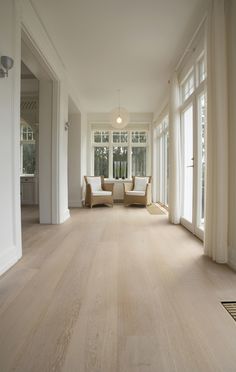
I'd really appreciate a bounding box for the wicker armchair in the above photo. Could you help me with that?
[84,176,114,208]
[123,176,152,206]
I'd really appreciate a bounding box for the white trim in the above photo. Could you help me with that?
[12,0,23,265]
[21,17,63,225]
[175,14,207,72]
[0,246,20,276]
[60,208,70,223]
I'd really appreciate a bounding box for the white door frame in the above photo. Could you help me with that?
[21,25,60,224]
[180,88,205,241]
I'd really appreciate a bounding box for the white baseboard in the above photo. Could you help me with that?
[0,245,21,276]
[60,208,70,223]
[68,200,82,208]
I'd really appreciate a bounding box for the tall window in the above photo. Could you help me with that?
[91,129,149,178]
[93,131,109,178]
[112,131,128,178]
[131,131,148,177]
[157,117,169,206]
[20,123,36,175]
[180,52,207,237]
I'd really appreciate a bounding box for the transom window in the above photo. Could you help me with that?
[93,131,109,143]
[181,54,206,104]
[92,129,149,179]
[181,70,194,103]
[132,131,148,143]
[197,56,206,85]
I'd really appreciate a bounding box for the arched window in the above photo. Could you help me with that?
[20,122,36,175]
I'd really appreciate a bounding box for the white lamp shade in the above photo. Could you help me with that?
[110,107,130,129]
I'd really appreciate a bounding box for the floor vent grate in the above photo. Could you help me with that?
[222,302,236,321]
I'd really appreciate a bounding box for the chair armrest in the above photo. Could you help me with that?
[86,183,92,194]
[103,183,114,193]
[85,183,92,206]
[123,182,133,193]
[146,183,152,204]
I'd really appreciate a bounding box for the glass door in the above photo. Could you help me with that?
[181,104,194,231]
[181,94,206,239]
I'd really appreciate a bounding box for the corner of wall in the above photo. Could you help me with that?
[0,246,21,276]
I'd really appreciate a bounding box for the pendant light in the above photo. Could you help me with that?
[111,89,129,129]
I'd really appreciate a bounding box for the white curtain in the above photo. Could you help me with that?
[168,73,181,224]
[204,0,228,263]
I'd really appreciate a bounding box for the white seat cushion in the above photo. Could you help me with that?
[126,190,145,196]
[134,177,149,191]
[87,176,102,192]
[92,191,112,196]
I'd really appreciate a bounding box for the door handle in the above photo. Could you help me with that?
[187,165,194,168]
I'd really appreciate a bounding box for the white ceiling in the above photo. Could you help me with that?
[31,0,207,113]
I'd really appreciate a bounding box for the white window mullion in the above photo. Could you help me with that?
[128,131,132,179]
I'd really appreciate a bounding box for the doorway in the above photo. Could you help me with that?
[21,29,59,226]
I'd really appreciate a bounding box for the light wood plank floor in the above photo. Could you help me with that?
[1,205,236,372]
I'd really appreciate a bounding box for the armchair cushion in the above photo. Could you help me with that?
[92,191,112,196]
[126,190,145,196]
[134,177,149,191]
[86,176,102,192]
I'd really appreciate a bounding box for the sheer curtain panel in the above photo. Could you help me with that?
[204,0,228,263]
[168,73,181,224]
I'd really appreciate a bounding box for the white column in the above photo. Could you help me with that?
[39,80,53,223]
[204,0,228,263]
[0,0,22,274]
[68,113,82,207]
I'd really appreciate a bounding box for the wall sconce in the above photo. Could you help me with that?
[65,121,70,131]
[0,56,14,78]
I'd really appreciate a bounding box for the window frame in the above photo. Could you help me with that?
[179,51,207,239]
[91,129,149,179]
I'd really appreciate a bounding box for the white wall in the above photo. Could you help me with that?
[0,0,86,275]
[0,0,22,274]
[21,78,38,93]
[228,0,236,269]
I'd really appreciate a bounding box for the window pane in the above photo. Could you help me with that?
[94,147,109,178]
[120,131,128,143]
[132,131,147,143]
[101,131,109,143]
[139,132,147,143]
[182,105,193,222]
[113,132,120,143]
[113,146,128,179]
[198,58,206,84]
[22,144,36,175]
[182,72,194,102]
[132,131,139,143]
[132,147,146,176]
[112,131,128,143]
[28,132,33,141]
[94,131,101,143]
